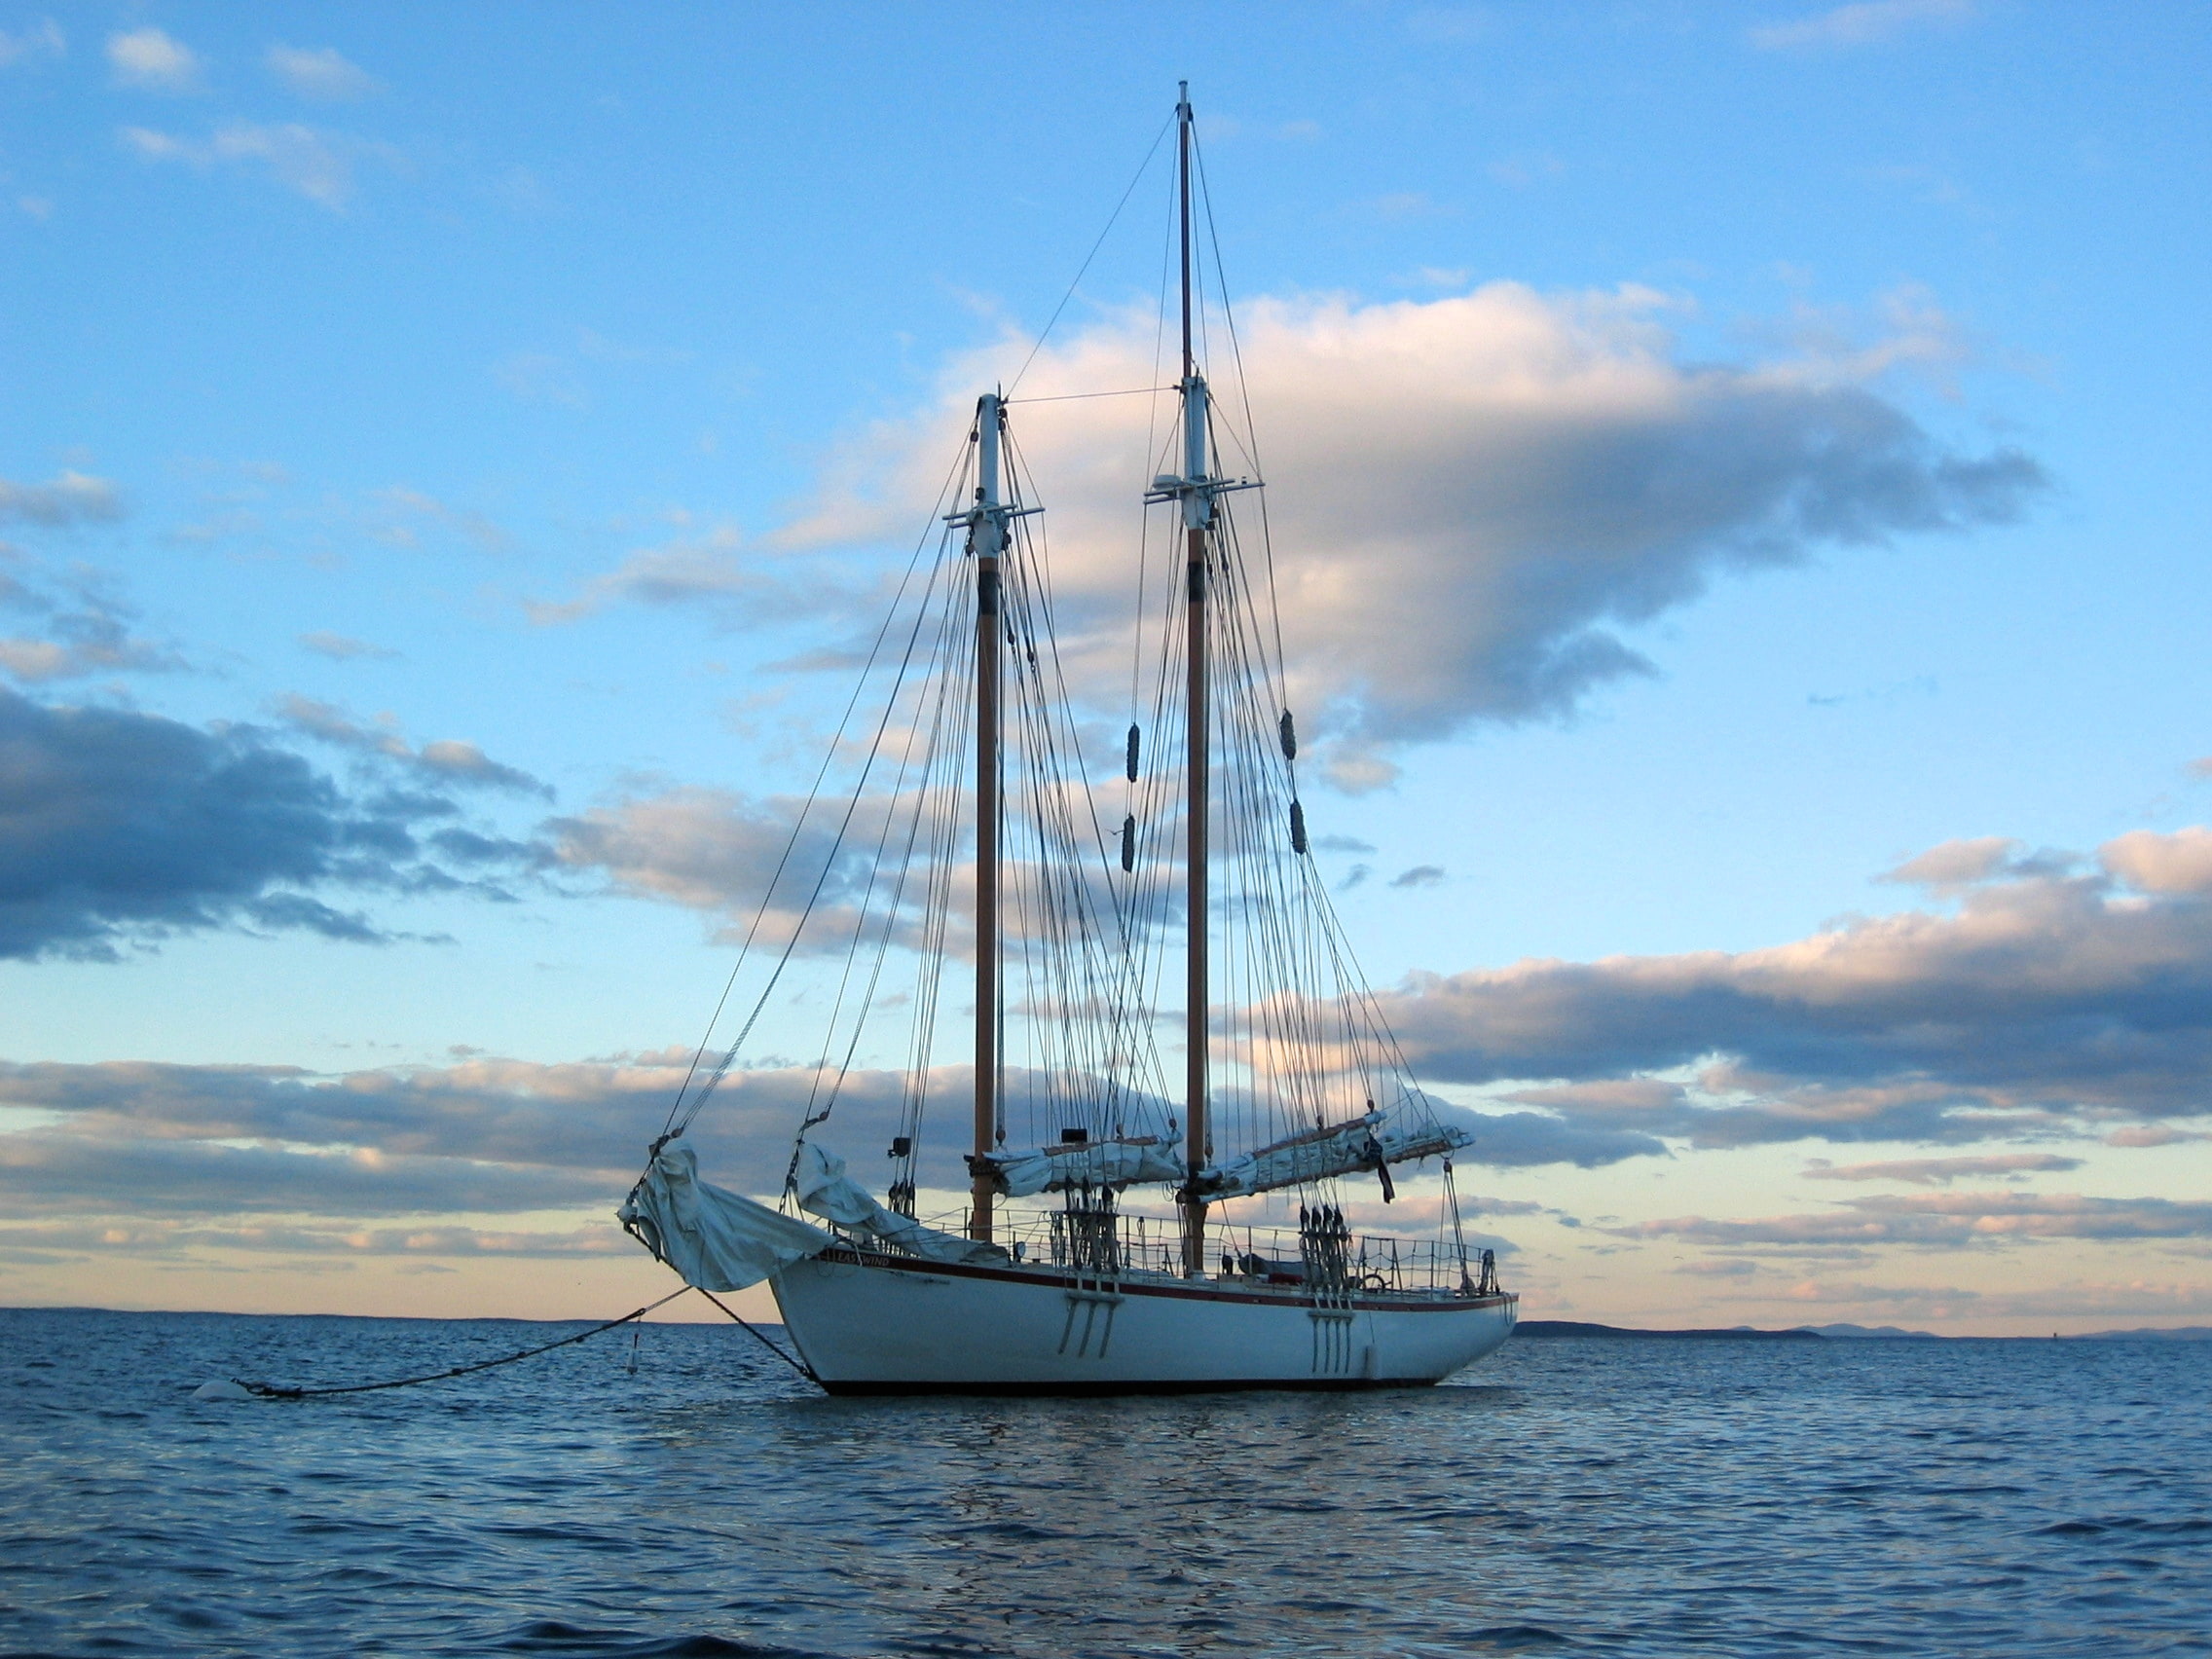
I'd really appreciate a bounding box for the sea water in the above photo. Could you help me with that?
[2,1308,2205,1657]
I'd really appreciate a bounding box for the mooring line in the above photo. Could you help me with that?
[227,1286,697,1399]
[690,1285,820,1383]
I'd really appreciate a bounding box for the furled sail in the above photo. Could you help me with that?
[970,1136,1188,1198]
[793,1143,1009,1265]
[1191,1111,1472,1202]
[619,1143,831,1293]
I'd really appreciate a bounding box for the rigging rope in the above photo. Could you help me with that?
[1006,113,1175,396]
[1006,386,1174,404]
[689,1286,821,1382]
[660,440,973,1148]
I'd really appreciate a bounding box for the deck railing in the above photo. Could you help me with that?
[846,1204,1500,1297]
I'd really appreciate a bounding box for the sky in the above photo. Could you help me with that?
[4,0,2211,1335]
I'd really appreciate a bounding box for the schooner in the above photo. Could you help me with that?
[621,87,1518,1392]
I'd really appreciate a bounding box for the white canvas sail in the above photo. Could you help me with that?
[792,1143,1009,1266]
[1195,1113,1474,1202]
[972,1137,1187,1197]
[618,1143,830,1293]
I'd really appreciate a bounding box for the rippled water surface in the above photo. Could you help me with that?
[3,1308,2208,1657]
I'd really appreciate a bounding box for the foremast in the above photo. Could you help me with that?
[1171,83,1214,1275]
[967,392,1009,1242]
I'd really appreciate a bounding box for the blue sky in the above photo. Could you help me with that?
[4,1,2211,1332]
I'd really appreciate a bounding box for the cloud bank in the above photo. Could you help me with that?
[0,1048,1610,1272]
[0,1051,914,1255]
[0,688,530,960]
[1382,829,2212,1148]
[1619,1190,2212,1249]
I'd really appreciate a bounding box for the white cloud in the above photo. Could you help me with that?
[0,585,176,684]
[276,693,549,795]
[540,785,958,960]
[299,630,398,662]
[491,332,691,410]
[1751,0,1974,52]
[106,26,203,92]
[749,281,2040,790]
[0,19,64,66]
[2105,1125,2208,1150]
[265,43,380,101]
[493,350,588,410]
[1404,6,1491,45]
[1759,283,1980,387]
[0,1217,627,1261]
[0,549,177,684]
[0,1050,923,1211]
[121,121,393,210]
[1365,190,1457,222]
[1389,864,1447,889]
[2101,827,2212,896]
[367,487,510,552]
[1879,834,2019,891]
[0,1132,618,1218]
[1620,1191,2212,1248]
[1802,1153,2083,1184]
[0,471,122,526]
[1488,154,1566,190]
[523,525,828,626]
[1451,1108,1667,1168]
[0,635,163,682]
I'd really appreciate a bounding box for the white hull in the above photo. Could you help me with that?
[770,1247,1518,1394]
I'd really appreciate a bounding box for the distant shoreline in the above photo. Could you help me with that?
[1515,1319,2212,1342]
[5,1307,2207,1340]
[1516,1319,1823,1341]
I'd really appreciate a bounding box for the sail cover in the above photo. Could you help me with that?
[792,1143,1010,1266]
[1194,1112,1472,1201]
[973,1137,1187,1198]
[618,1143,831,1293]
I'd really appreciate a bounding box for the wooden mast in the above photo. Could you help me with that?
[969,392,1005,1243]
[1176,84,1211,1275]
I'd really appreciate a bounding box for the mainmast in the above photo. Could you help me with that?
[968,392,1007,1242]
[1174,83,1212,1274]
